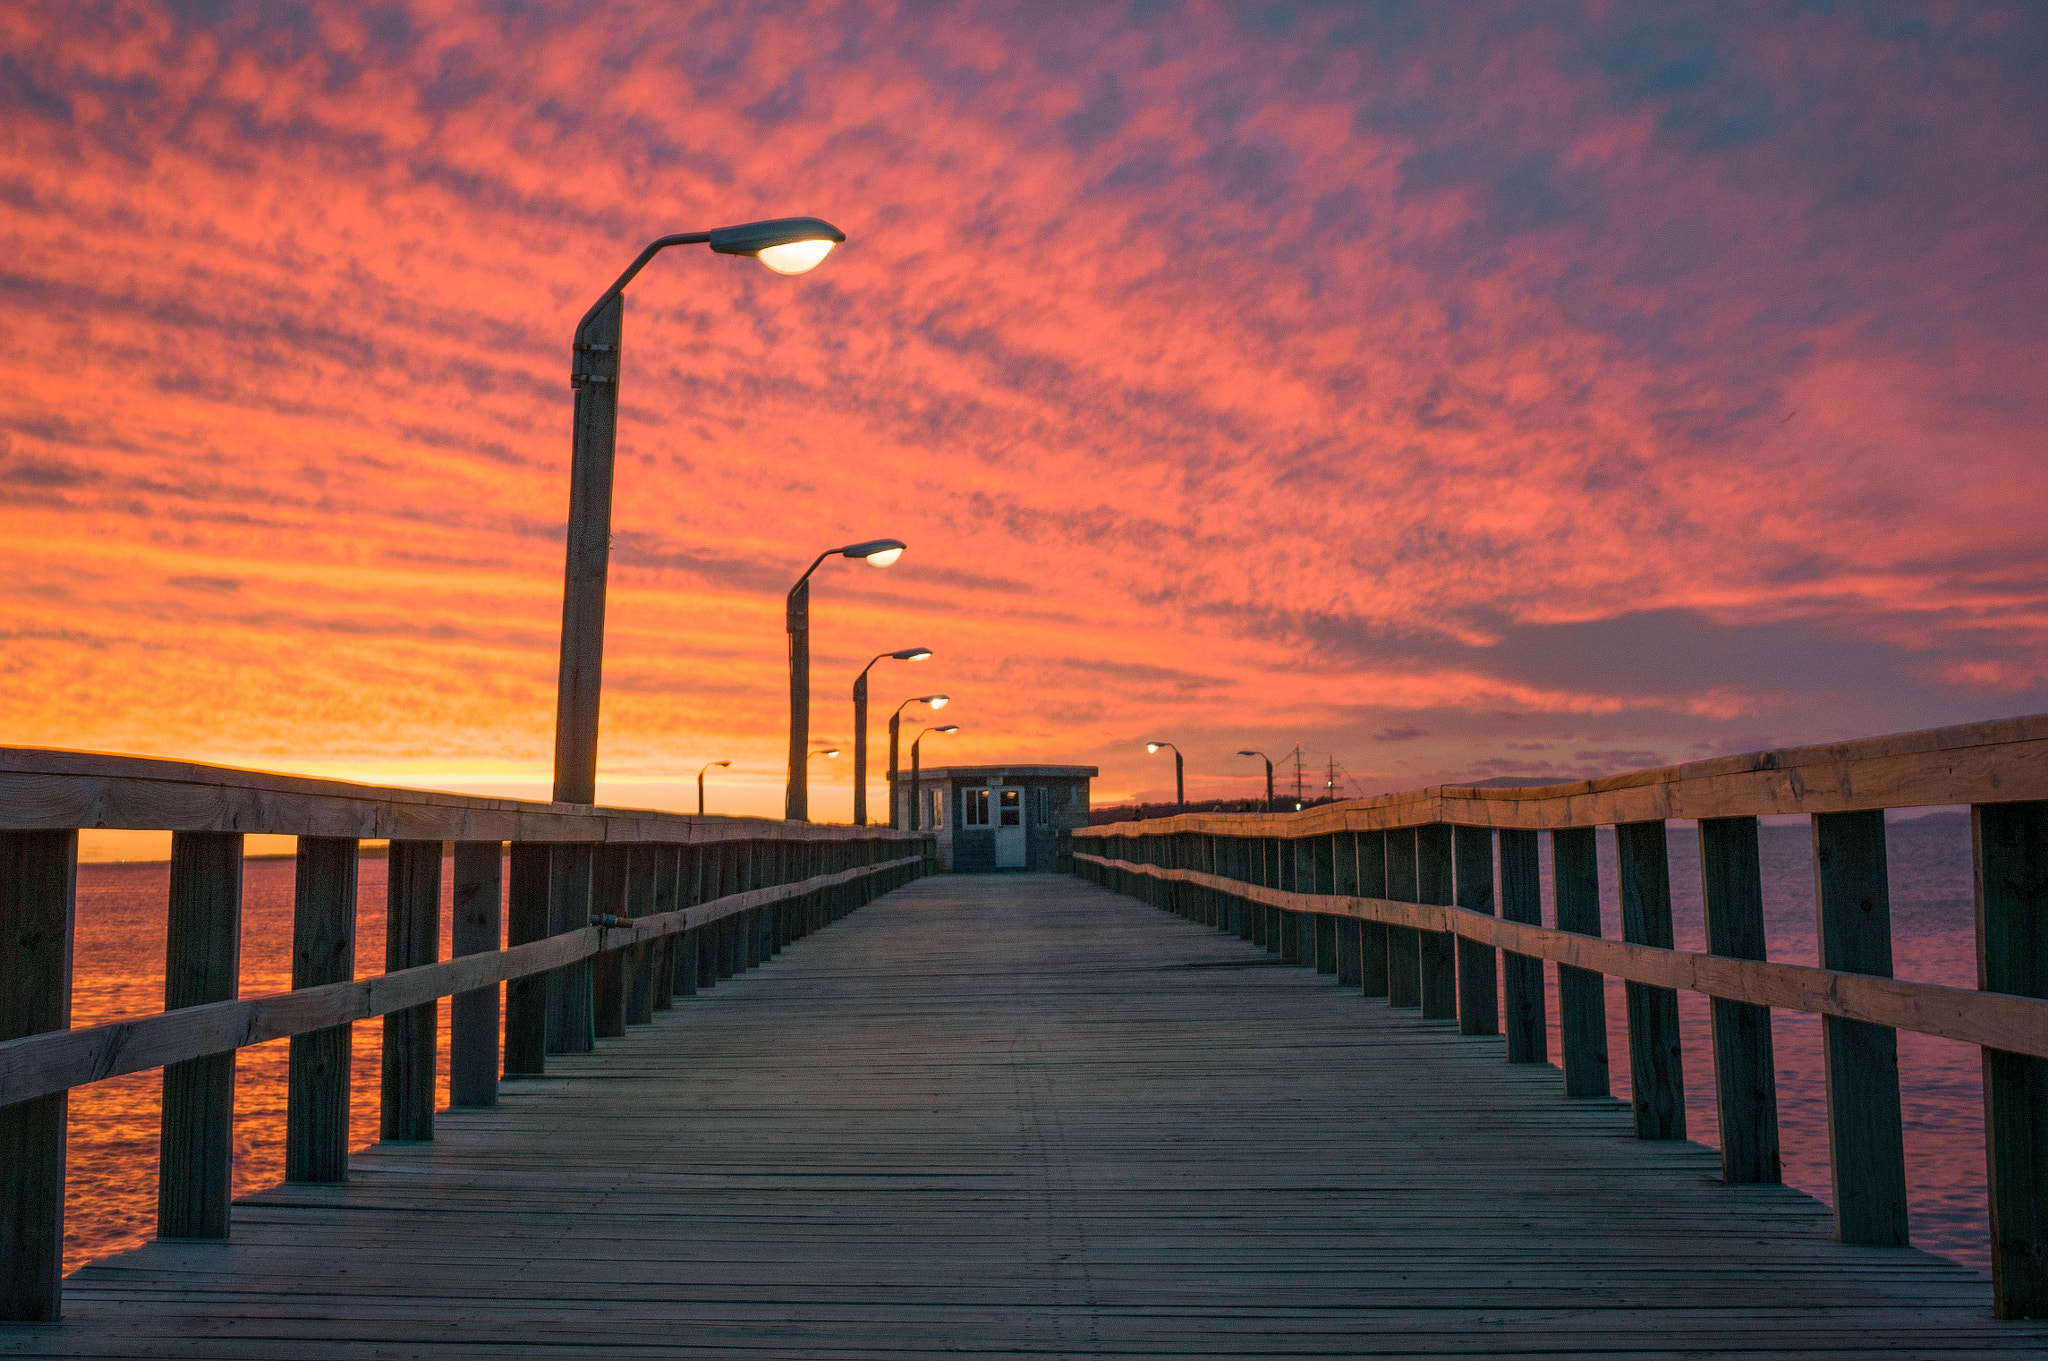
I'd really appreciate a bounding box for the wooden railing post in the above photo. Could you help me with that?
[1416,824,1457,1021]
[1975,800,2048,1317]
[1386,828,1421,1007]
[286,836,357,1180]
[1278,836,1303,965]
[1312,835,1337,974]
[450,841,502,1108]
[1810,810,1907,1242]
[1497,828,1546,1064]
[592,844,630,1039]
[1551,827,1610,1096]
[651,846,680,1011]
[1358,830,1389,999]
[1250,838,1269,949]
[1617,821,1685,1140]
[1700,816,1780,1184]
[1452,825,1499,1037]
[0,828,76,1322]
[1234,837,1254,941]
[503,842,551,1076]
[546,843,595,1054]
[623,846,657,1026]
[380,839,441,1143]
[158,830,242,1238]
[1333,832,1361,988]
[676,848,703,998]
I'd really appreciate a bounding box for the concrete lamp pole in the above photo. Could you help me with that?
[910,725,959,830]
[785,539,907,822]
[853,648,932,826]
[696,760,730,816]
[1237,749,1274,812]
[1146,741,1184,812]
[551,216,845,807]
[886,694,949,828]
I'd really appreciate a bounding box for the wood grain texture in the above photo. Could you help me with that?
[448,841,501,1109]
[1552,827,1610,1098]
[285,837,357,1180]
[1452,825,1498,1038]
[1814,809,1909,1248]
[0,829,74,1322]
[1699,817,1780,1184]
[1498,828,1546,1065]
[1616,822,1685,1141]
[26,874,2041,1358]
[501,842,550,1079]
[379,840,440,1143]
[1976,800,2048,1319]
[157,831,240,1239]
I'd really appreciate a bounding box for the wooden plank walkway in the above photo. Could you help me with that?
[9,873,2044,1358]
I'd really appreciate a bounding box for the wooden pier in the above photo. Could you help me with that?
[6,871,2043,1357]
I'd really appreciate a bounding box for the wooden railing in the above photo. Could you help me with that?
[1073,715,2048,1319]
[0,748,932,1322]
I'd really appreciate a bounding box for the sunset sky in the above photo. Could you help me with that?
[3,1,2044,822]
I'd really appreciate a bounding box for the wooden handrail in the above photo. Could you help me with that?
[1074,853,2048,1058]
[0,855,919,1109]
[1074,713,2048,837]
[0,746,912,842]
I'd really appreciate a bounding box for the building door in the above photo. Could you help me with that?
[995,788,1027,868]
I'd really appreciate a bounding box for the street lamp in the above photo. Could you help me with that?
[853,647,932,826]
[887,694,950,828]
[551,216,846,806]
[1146,741,1184,812]
[811,748,841,759]
[696,760,730,816]
[910,725,959,830]
[786,539,907,822]
[1237,749,1274,812]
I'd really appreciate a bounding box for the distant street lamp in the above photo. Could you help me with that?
[786,539,907,822]
[551,216,846,805]
[1146,741,1185,812]
[853,648,932,826]
[811,748,841,760]
[1237,749,1275,812]
[696,759,730,816]
[910,725,959,830]
[887,694,950,827]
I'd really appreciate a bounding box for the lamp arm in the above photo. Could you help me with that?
[788,549,835,602]
[574,233,712,338]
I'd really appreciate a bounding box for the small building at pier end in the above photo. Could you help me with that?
[898,765,1097,872]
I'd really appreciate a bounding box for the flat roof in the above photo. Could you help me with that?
[911,765,1099,779]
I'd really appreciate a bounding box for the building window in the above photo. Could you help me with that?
[999,788,1022,827]
[963,788,991,826]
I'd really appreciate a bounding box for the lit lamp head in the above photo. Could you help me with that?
[708,216,847,275]
[810,748,841,760]
[932,725,959,736]
[924,694,950,710]
[893,648,933,662]
[840,537,907,568]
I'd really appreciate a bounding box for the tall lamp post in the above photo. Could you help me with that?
[1237,749,1274,812]
[552,216,845,806]
[853,648,932,826]
[887,694,950,828]
[910,724,959,830]
[1146,741,1184,812]
[786,539,907,821]
[696,759,730,816]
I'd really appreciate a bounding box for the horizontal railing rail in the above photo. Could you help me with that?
[1073,713,2048,1321]
[0,747,935,1324]
[0,855,920,1109]
[1080,714,2048,835]
[1073,854,2048,1057]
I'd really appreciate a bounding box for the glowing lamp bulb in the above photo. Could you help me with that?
[1147,743,1161,754]
[864,546,903,568]
[756,239,835,275]
[928,696,949,710]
